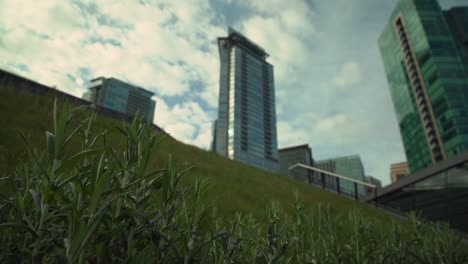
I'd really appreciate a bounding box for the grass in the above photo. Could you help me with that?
[1,87,467,262]
[0,87,389,221]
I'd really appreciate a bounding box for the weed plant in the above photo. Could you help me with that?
[1,100,467,263]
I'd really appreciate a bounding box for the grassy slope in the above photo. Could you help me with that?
[0,87,394,222]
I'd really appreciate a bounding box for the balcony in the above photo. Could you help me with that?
[420,105,429,115]
[409,65,417,76]
[414,83,423,93]
[410,74,419,85]
[427,129,436,141]
[423,116,431,126]
[434,153,444,161]
[432,144,442,153]
[406,58,416,69]
[416,91,424,102]
[398,29,405,40]
[404,47,411,58]
[417,96,426,106]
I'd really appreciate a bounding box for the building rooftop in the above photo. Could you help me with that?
[365,151,468,202]
[278,144,310,152]
[391,161,408,167]
[1,68,52,89]
[317,154,362,163]
[223,26,269,58]
[88,76,154,96]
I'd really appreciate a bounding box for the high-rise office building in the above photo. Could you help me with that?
[213,27,279,172]
[444,8,468,71]
[83,77,156,122]
[390,161,410,183]
[379,0,468,174]
[315,155,366,196]
[278,144,314,183]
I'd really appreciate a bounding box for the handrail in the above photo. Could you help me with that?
[288,163,377,188]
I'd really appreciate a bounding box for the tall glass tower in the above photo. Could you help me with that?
[214,27,279,172]
[379,0,468,173]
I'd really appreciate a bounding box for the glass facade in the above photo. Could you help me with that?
[315,155,367,197]
[278,145,314,183]
[372,158,468,233]
[210,119,217,152]
[215,27,279,172]
[379,0,468,174]
[364,176,382,195]
[102,79,130,113]
[84,77,156,122]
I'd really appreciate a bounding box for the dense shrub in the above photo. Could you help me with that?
[1,100,467,263]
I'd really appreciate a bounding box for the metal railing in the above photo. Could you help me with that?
[289,163,468,241]
[288,163,377,200]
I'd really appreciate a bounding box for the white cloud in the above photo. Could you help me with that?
[189,122,213,150]
[0,0,421,186]
[316,114,347,133]
[237,0,316,88]
[0,0,225,158]
[0,0,224,100]
[241,17,311,83]
[150,94,214,148]
[165,123,197,142]
[330,62,362,87]
[0,1,85,37]
[277,121,309,148]
[279,7,316,38]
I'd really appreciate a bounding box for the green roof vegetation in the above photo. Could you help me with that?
[1,87,467,262]
[0,87,387,220]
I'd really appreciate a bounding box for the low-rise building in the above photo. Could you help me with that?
[390,162,410,183]
[278,144,314,183]
[316,155,366,197]
[364,175,382,195]
[83,77,156,122]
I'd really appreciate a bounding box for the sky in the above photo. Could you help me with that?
[0,0,466,186]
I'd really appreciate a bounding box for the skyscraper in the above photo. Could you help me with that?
[214,27,279,172]
[379,0,468,174]
[83,77,156,122]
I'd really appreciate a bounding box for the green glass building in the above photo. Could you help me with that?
[379,0,468,173]
[315,155,366,197]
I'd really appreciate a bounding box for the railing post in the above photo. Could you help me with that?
[321,173,325,189]
[336,177,340,194]
[354,182,358,200]
[1,73,6,87]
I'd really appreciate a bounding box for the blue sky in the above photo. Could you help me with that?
[0,0,466,185]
